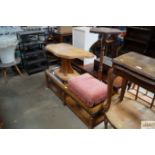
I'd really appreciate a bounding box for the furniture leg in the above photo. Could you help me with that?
[150,94,155,108]
[120,78,128,101]
[135,85,140,100]
[89,116,94,129]
[145,90,148,95]
[62,91,66,105]
[127,81,132,90]
[60,59,74,75]
[132,83,136,89]
[104,117,108,129]
[98,34,106,80]
[14,65,23,76]
[2,69,7,82]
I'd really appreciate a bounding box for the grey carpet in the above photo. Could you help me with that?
[0,72,106,129]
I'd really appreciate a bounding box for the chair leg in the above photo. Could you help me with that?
[14,65,23,76]
[150,94,155,108]
[104,119,108,129]
[89,117,94,129]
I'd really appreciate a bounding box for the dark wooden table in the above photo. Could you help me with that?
[105,52,155,128]
[113,52,155,98]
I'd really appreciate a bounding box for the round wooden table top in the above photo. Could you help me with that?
[45,43,94,59]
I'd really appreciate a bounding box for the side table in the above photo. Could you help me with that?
[90,27,122,80]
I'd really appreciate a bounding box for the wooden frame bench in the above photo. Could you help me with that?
[45,68,107,128]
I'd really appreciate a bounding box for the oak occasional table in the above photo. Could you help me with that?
[45,43,94,81]
[105,52,155,128]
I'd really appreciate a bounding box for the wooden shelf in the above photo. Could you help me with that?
[26,58,47,65]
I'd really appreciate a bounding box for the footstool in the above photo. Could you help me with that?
[67,73,108,128]
[68,73,107,107]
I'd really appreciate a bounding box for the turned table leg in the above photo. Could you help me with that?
[60,58,74,75]
[120,78,128,101]
[55,58,79,81]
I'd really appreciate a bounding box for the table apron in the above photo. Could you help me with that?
[113,65,155,93]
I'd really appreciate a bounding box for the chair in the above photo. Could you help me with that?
[0,35,23,82]
[104,68,155,129]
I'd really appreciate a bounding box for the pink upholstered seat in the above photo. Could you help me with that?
[68,73,107,107]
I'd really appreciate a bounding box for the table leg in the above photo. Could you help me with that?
[14,65,23,76]
[60,58,74,75]
[135,85,140,100]
[55,58,79,81]
[120,78,128,101]
[132,83,136,89]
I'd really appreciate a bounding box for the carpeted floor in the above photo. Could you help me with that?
[0,72,107,129]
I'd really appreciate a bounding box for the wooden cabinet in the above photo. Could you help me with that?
[117,26,154,56]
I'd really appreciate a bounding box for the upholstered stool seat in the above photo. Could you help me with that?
[68,73,107,107]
